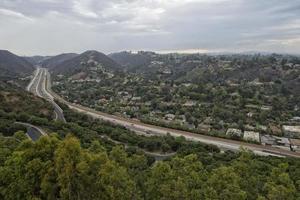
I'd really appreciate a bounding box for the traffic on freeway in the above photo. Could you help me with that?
[27,67,66,122]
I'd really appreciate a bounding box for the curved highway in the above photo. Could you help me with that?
[32,68,300,158]
[15,122,47,141]
[27,68,66,122]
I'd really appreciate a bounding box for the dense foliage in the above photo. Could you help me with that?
[1,133,299,200]
[0,82,53,136]
[53,53,300,140]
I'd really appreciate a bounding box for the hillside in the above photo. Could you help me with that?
[1,66,300,199]
[41,53,78,69]
[108,51,152,71]
[22,55,52,65]
[51,50,121,75]
[0,81,54,136]
[0,50,35,79]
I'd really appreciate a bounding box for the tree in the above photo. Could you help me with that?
[54,135,83,199]
[263,163,296,200]
[205,166,247,200]
[97,161,138,200]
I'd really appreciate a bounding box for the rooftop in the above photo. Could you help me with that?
[282,125,300,133]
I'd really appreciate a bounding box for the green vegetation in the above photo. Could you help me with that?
[0,82,53,136]
[53,53,300,141]
[1,133,300,200]
[1,81,300,199]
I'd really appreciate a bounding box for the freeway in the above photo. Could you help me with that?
[35,68,300,158]
[27,68,66,122]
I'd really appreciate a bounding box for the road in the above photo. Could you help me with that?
[33,68,300,158]
[15,122,46,141]
[27,68,66,122]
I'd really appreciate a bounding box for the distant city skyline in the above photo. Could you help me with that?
[0,0,300,56]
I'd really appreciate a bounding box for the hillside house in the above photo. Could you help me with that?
[226,128,242,138]
[290,139,300,152]
[243,131,260,142]
[282,125,300,138]
[261,135,291,151]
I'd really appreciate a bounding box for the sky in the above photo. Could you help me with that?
[0,0,300,56]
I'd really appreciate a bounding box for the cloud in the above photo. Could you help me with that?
[0,0,299,55]
[0,8,33,21]
[73,0,98,18]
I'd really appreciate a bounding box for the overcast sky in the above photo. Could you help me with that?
[0,0,299,56]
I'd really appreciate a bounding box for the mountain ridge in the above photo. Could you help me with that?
[0,50,35,79]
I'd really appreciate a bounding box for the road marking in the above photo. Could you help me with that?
[26,68,38,92]
[35,69,43,97]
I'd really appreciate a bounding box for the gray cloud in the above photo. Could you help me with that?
[0,0,299,55]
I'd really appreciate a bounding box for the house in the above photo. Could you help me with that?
[261,135,276,146]
[291,117,300,122]
[183,101,197,107]
[290,139,300,152]
[261,105,272,111]
[226,128,242,138]
[243,131,260,142]
[161,68,172,74]
[247,112,254,118]
[261,135,291,151]
[198,123,211,133]
[165,114,176,121]
[282,125,300,138]
[131,96,142,101]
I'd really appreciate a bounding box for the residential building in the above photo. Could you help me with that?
[243,131,260,142]
[290,139,300,152]
[261,135,291,151]
[226,128,242,138]
[282,125,300,138]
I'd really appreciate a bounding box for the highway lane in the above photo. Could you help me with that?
[27,68,66,122]
[26,67,40,92]
[41,69,300,158]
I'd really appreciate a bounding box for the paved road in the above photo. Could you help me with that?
[15,122,46,141]
[27,68,66,122]
[40,69,300,158]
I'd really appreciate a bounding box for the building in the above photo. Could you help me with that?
[197,124,211,133]
[282,125,300,138]
[290,139,300,152]
[261,135,276,146]
[183,101,197,107]
[243,131,260,142]
[165,114,176,121]
[131,96,142,101]
[261,105,272,111]
[261,135,291,151]
[226,128,242,138]
[290,116,300,122]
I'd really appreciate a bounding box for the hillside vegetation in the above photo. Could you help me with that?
[0,80,300,200]
[0,50,35,80]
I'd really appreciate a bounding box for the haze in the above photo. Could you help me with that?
[0,0,299,56]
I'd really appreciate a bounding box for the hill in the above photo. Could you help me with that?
[108,51,152,71]
[22,55,52,65]
[0,50,35,79]
[41,53,78,69]
[51,50,121,75]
